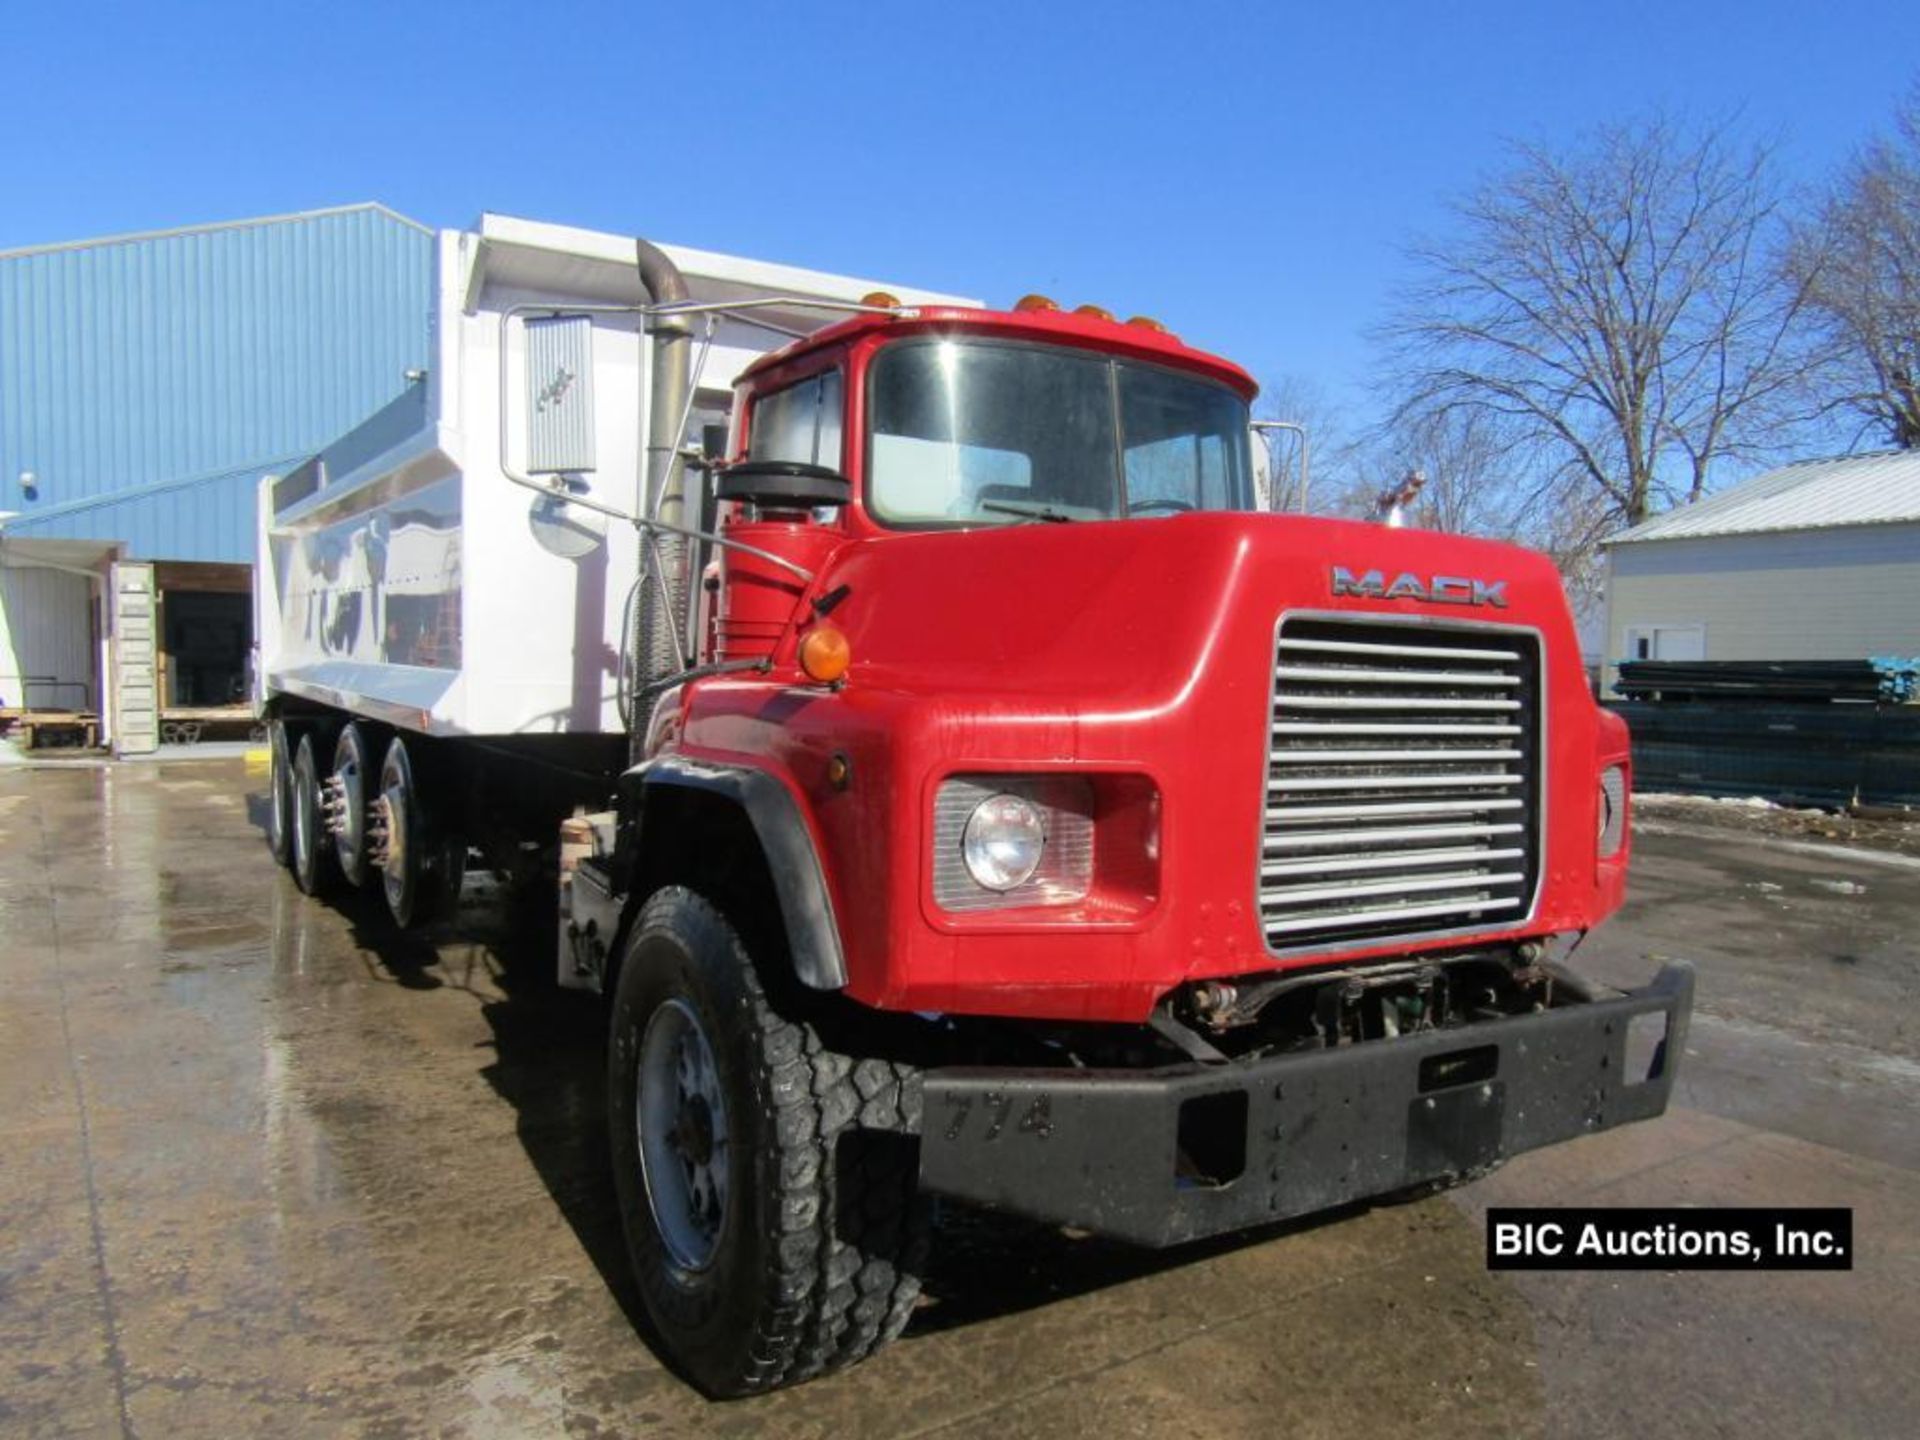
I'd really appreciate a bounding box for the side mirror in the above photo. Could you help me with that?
[1250,421,1308,513]
[716,460,852,510]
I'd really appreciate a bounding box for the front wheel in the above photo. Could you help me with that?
[607,888,928,1396]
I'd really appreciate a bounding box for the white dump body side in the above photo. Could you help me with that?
[258,214,973,738]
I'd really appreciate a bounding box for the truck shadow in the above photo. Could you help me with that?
[336,877,1377,1363]
[909,1203,1377,1335]
[332,879,660,1343]
[241,777,1392,1363]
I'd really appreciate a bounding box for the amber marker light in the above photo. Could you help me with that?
[861,290,901,308]
[1014,293,1060,312]
[1127,315,1169,333]
[1074,303,1116,321]
[799,626,852,684]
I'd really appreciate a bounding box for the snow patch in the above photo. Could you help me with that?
[1810,878,1867,896]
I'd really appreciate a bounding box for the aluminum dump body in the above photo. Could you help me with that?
[255,214,970,738]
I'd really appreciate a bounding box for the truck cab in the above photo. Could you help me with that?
[591,301,1644,1014]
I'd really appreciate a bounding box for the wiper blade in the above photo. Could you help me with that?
[980,500,1075,524]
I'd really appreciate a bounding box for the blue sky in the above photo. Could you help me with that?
[3,0,1915,424]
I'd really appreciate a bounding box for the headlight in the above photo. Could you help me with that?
[962,794,1046,891]
[1598,764,1628,858]
[933,775,1096,912]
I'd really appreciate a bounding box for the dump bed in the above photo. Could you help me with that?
[254,214,970,739]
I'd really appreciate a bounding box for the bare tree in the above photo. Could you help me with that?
[1382,115,1814,534]
[1348,407,1614,606]
[1791,88,1920,448]
[1379,407,1528,537]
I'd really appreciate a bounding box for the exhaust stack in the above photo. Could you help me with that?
[633,237,693,752]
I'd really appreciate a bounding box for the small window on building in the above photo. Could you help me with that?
[1624,624,1705,663]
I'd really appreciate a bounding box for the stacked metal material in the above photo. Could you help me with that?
[1869,658,1920,704]
[1608,700,1920,807]
[1616,659,1919,705]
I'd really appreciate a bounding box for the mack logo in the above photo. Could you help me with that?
[1331,566,1509,608]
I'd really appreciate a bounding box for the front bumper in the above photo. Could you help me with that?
[919,962,1693,1246]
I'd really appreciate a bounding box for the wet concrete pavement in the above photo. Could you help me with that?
[2,759,1915,1437]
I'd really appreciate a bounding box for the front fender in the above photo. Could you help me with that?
[627,756,848,990]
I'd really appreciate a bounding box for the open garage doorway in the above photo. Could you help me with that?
[153,562,259,744]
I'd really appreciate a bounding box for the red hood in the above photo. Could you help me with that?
[816,512,1581,701]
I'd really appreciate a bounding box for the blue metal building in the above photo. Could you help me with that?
[1,202,433,560]
[0,203,432,735]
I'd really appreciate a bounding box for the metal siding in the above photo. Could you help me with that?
[1604,523,1920,682]
[0,206,432,562]
[0,563,94,709]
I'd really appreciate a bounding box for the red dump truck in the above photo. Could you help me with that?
[257,217,1689,1395]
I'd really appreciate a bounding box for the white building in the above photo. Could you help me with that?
[1601,450,1920,687]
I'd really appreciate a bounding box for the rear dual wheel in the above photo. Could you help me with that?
[278,719,461,927]
[267,720,294,867]
[375,735,463,928]
[291,730,341,897]
[331,722,380,889]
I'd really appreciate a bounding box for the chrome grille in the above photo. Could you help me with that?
[1261,617,1542,950]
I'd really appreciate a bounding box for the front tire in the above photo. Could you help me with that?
[608,888,928,1396]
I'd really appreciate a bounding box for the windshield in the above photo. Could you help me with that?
[866,338,1254,525]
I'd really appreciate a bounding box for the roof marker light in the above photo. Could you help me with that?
[1074,303,1116,321]
[1014,294,1060,312]
[861,290,901,309]
[1127,315,1169,333]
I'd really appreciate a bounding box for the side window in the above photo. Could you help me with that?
[748,370,844,469]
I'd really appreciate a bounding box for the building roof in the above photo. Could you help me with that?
[1607,450,1920,545]
[0,201,430,260]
